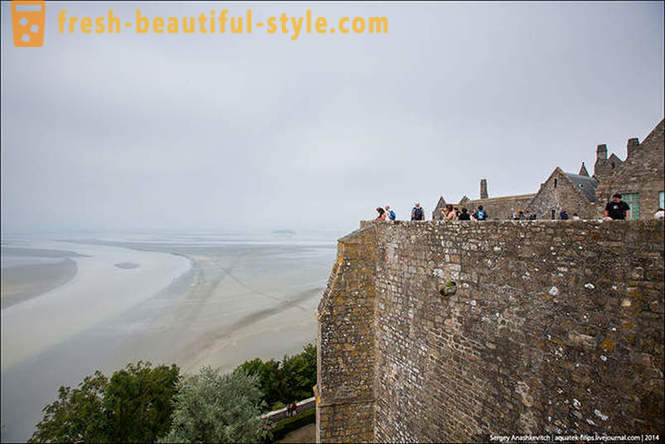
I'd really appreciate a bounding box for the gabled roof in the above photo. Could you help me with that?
[578,162,589,177]
[608,153,623,167]
[564,172,599,202]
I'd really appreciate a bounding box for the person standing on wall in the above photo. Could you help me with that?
[376,207,386,221]
[443,204,456,222]
[385,205,396,222]
[411,202,425,221]
[474,205,488,221]
[605,193,630,220]
[458,208,471,220]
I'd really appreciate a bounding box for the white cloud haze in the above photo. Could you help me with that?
[2,1,663,234]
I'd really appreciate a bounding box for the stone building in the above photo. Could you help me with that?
[595,119,665,219]
[526,167,598,219]
[458,192,535,220]
[434,179,535,221]
[593,144,624,181]
[437,119,664,220]
[432,196,446,220]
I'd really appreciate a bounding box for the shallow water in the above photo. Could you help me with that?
[0,231,337,442]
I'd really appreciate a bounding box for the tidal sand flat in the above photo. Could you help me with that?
[1,247,88,309]
[1,242,191,369]
[1,259,77,309]
[0,233,336,442]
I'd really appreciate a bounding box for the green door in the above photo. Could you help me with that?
[622,193,640,220]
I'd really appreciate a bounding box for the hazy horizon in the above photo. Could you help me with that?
[2,1,663,234]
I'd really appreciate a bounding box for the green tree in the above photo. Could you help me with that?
[104,361,180,442]
[30,362,180,443]
[30,371,109,443]
[234,343,318,410]
[160,367,268,443]
[235,358,284,409]
[281,343,317,402]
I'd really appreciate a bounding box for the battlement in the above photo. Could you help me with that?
[316,220,664,442]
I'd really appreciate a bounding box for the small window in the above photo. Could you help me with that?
[611,162,615,169]
[579,184,584,188]
[554,178,558,188]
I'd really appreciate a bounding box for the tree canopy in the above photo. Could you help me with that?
[159,367,268,443]
[235,343,317,410]
[29,362,180,443]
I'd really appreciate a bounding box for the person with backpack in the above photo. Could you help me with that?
[411,202,425,221]
[376,207,386,221]
[458,208,471,220]
[385,205,396,222]
[474,205,488,221]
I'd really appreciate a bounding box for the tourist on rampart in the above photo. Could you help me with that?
[474,205,488,221]
[376,207,386,221]
[510,208,518,219]
[558,210,569,220]
[411,203,425,221]
[385,205,396,222]
[572,213,581,220]
[459,208,471,220]
[655,208,665,220]
[290,402,297,416]
[517,210,526,220]
[443,204,456,222]
[605,194,630,220]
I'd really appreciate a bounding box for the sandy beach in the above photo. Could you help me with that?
[0,233,335,442]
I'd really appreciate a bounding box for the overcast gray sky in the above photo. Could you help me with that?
[2,1,663,234]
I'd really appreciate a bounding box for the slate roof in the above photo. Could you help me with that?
[565,173,599,202]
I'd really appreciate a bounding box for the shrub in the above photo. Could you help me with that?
[159,367,268,443]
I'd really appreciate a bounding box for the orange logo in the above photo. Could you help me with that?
[12,0,45,47]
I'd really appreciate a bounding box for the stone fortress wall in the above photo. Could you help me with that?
[316,220,664,442]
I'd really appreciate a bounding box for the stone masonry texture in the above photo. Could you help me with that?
[316,219,665,442]
[316,227,378,443]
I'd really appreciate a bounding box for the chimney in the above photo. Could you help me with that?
[480,179,488,199]
[596,144,607,160]
[627,138,639,158]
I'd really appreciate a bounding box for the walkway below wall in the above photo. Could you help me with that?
[262,397,316,424]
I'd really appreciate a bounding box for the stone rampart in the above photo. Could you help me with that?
[317,220,665,442]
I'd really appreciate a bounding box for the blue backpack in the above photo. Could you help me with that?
[476,210,486,220]
[389,210,396,221]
